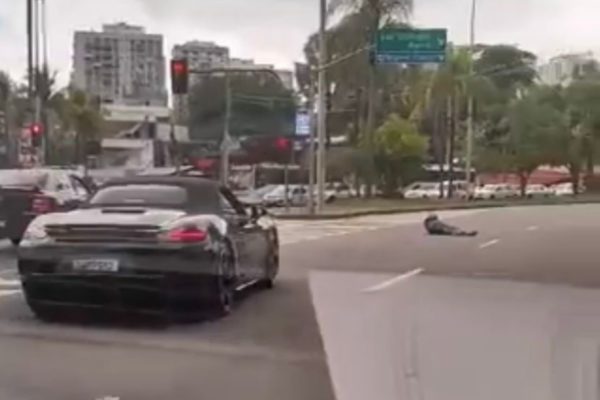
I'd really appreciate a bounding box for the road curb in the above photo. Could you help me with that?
[274,197,600,221]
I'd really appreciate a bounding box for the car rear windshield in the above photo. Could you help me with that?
[0,170,48,189]
[89,184,189,208]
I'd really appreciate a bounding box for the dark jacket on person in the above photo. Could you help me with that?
[424,215,477,237]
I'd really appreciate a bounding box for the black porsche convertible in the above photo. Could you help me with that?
[17,176,279,321]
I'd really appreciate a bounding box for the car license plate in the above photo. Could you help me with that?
[72,259,119,272]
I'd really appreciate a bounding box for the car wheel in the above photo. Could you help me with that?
[262,242,279,290]
[212,243,236,318]
[10,238,20,246]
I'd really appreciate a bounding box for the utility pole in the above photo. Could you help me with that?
[364,7,380,198]
[465,0,477,186]
[26,0,34,100]
[316,0,327,212]
[221,72,232,186]
[41,0,49,165]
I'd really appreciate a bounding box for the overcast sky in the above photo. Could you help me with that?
[0,0,599,86]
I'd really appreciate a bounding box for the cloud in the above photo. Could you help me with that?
[0,0,599,87]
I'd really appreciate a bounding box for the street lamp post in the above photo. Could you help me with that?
[465,0,477,186]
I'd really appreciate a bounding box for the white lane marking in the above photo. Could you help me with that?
[362,268,424,293]
[0,277,19,287]
[0,290,20,297]
[527,225,539,231]
[479,239,500,249]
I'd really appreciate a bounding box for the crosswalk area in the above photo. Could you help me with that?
[0,275,20,297]
[277,209,483,246]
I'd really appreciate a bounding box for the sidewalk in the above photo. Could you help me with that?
[272,195,600,220]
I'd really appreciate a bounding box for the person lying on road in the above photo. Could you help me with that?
[424,214,478,237]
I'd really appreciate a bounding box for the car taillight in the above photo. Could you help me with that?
[166,227,207,243]
[31,196,56,214]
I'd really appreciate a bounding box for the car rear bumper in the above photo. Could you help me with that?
[18,245,221,317]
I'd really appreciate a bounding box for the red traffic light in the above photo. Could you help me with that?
[170,59,189,95]
[30,123,44,136]
[172,60,187,75]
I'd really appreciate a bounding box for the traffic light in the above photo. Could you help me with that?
[30,123,44,147]
[170,59,189,95]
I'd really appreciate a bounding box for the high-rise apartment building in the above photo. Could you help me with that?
[172,40,230,71]
[537,52,598,87]
[72,23,167,106]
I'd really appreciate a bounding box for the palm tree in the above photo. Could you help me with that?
[328,0,413,196]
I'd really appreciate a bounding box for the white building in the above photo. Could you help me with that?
[172,40,230,71]
[72,22,167,107]
[228,59,294,90]
[537,52,598,86]
[275,69,295,91]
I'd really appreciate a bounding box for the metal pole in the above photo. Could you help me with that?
[221,72,232,185]
[307,81,316,215]
[465,0,476,186]
[26,0,33,101]
[41,0,49,165]
[316,0,327,212]
[284,162,290,212]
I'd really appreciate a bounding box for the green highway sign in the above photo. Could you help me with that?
[375,28,447,64]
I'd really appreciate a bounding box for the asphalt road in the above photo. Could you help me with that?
[0,204,599,400]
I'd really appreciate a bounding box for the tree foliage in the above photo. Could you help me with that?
[474,45,537,93]
[188,72,295,143]
[372,113,427,195]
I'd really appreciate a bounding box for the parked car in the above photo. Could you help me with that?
[526,184,553,198]
[18,176,279,321]
[263,185,291,207]
[552,182,584,196]
[403,182,441,199]
[326,182,356,199]
[448,181,471,199]
[262,184,337,207]
[473,184,519,200]
[403,181,469,200]
[0,169,92,245]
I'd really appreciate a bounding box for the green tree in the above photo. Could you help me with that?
[0,71,10,109]
[474,45,537,94]
[328,0,413,196]
[564,78,600,174]
[372,113,427,195]
[188,72,295,145]
[53,89,104,163]
[505,95,564,195]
